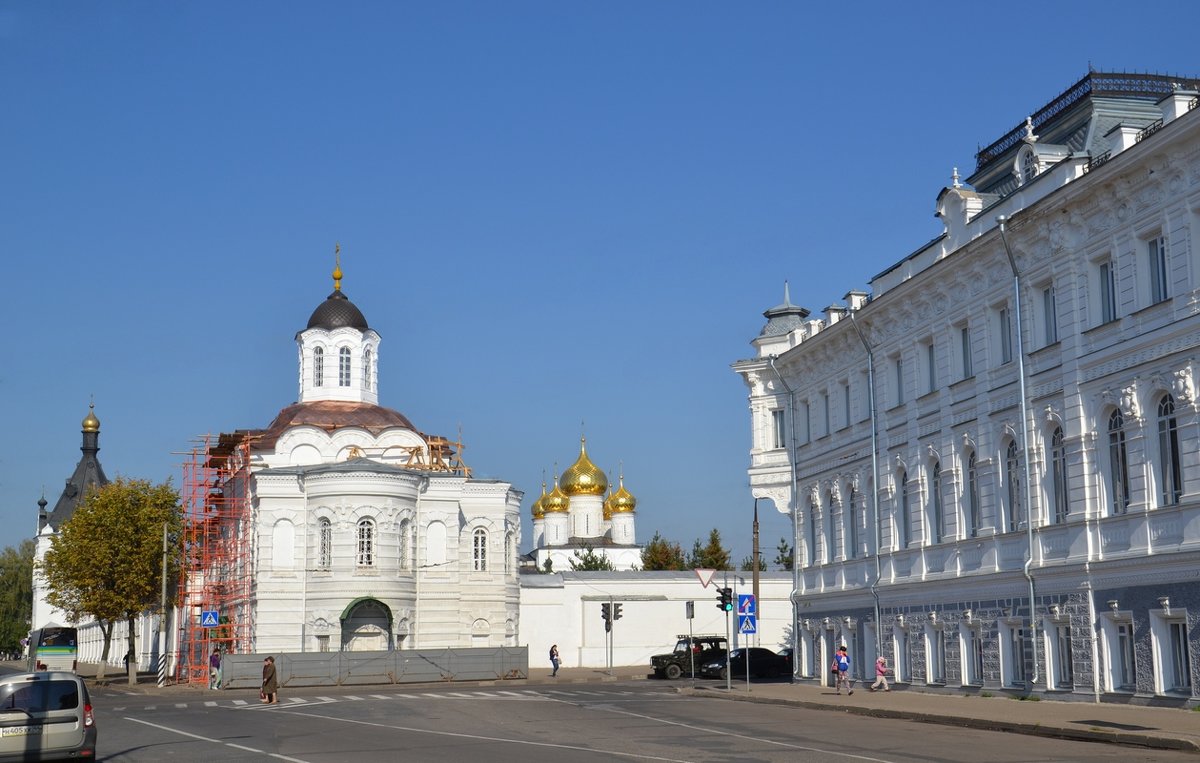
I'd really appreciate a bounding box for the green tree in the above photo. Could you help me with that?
[774,537,794,571]
[688,529,731,571]
[40,478,182,684]
[639,532,687,571]
[568,543,615,571]
[0,539,35,653]
[739,555,765,572]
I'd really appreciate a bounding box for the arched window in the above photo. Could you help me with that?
[1108,410,1130,515]
[898,471,910,549]
[357,518,375,567]
[846,487,859,559]
[965,450,980,537]
[363,348,373,391]
[930,462,944,543]
[472,528,488,571]
[339,347,352,387]
[1021,150,1038,184]
[1005,440,1022,532]
[824,490,836,563]
[1158,394,1181,506]
[398,519,411,571]
[313,347,324,387]
[1051,428,1069,523]
[505,531,514,573]
[318,518,332,570]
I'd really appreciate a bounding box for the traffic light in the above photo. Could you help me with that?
[716,587,733,612]
[601,602,611,621]
[612,603,623,621]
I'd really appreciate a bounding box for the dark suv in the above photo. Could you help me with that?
[651,635,728,679]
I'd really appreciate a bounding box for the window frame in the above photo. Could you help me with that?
[472,527,488,572]
[1108,410,1131,515]
[1051,427,1069,523]
[317,518,332,570]
[356,518,375,567]
[1157,394,1182,506]
[1148,235,1169,305]
[339,346,352,387]
[313,346,324,387]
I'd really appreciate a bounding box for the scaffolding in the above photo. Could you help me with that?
[176,434,255,684]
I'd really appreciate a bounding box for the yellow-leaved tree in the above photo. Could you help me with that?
[40,478,182,684]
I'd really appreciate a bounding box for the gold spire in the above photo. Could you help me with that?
[333,242,343,291]
[81,401,100,433]
[560,435,608,496]
[542,469,571,513]
[531,478,548,519]
[610,470,637,513]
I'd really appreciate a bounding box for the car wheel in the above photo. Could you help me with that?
[718,667,728,681]
[664,664,683,680]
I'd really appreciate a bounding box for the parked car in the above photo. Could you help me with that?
[777,646,794,675]
[0,671,96,762]
[700,647,790,680]
[651,635,727,679]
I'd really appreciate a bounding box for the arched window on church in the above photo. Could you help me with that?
[339,347,352,387]
[505,531,514,573]
[473,528,488,572]
[357,518,375,567]
[317,518,332,570]
[313,347,324,387]
[398,519,411,571]
[1158,394,1181,506]
[363,348,373,391]
[1108,410,1130,515]
[426,521,447,567]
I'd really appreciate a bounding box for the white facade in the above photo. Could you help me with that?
[520,572,794,670]
[734,73,1200,702]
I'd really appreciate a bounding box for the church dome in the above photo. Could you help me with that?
[531,481,548,520]
[609,477,637,513]
[560,437,608,496]
[81,403,100,433]
[603,490,614,520]
[306,250,369,330]
[542,481,570,513]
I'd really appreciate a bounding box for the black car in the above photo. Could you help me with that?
[699,647,790,680]
[651,635,727,679]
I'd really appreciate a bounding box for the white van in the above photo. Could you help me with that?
[0,672,97,762]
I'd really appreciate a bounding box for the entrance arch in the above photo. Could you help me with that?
[340,598,394,651]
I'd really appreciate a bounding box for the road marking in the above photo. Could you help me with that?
[315,696,336,702]
[270,708,696,762]
[343,695,364,701]
[232,700,248,706]
[175,703,189,708]
[368,694,392,700]
[125,717,314,763]
[204,701,218,707]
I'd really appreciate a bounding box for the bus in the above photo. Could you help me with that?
[26,626,78,672]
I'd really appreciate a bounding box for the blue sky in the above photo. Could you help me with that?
[3,2,1198,565]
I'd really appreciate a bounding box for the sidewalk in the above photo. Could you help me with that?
[67,662,1200,753]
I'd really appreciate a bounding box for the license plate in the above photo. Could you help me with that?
[1,725,44,736]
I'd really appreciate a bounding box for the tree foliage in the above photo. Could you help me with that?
[0,540,35,653]
[39,478,182,682]
[568,544,615,571]
[774,537,794,571]
[639,532,688,571]
[687,528,731,571]
[739,554,766,572]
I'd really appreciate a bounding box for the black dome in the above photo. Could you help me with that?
[307,290,369,330]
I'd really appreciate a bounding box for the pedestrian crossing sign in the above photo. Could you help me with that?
[738,614,757,634]
[201,610,219,628]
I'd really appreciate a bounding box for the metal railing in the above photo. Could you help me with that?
[1136,119,1164,143]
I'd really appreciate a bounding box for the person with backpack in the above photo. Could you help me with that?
[834,645,853,694]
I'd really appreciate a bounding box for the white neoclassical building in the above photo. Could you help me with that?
[176,255,522,676]
[734,71,1200,704]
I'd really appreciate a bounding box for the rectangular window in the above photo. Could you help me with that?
[959,325,973,379]
[1168,621,1192,691]
[800,401,811,444]
[316,635,330,653]
[1042,286,1058,345]
[1054,624,1074,689]
[822,393,831,436]
[924,340,936,394]
[998,307,1013,365]
[894,629,911,683]
[894,356,904,406]
[1149,236,1169,304]
[771,409,786,450]
[1006,625,1026,686]
[966,630,984,685]
[927,628,946,684]
[1116,621,1136,691]
[1100,260,1117,323]
[843,382,851,429]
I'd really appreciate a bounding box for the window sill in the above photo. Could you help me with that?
[1083,318,1121,335]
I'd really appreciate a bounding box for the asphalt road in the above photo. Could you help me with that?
[93,680,1195,763]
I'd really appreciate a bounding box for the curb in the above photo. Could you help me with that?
[680,686,1200,754]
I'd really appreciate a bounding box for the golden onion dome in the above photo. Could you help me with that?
[602,488,614,520]
[560,437,608,496]
[531,481,548,520]
[610,475,637,513]
[81,403,100,433]
[542,478,571,513]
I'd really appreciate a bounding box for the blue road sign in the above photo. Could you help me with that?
[737,594,756,615]
[200,610,219,628]
[738,614,757,634]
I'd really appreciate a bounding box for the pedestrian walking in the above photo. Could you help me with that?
[834,645,853,695]
[870,655,891,692]
[549,644,560,677]
[261,655,278,704]
[208,648,221,690]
